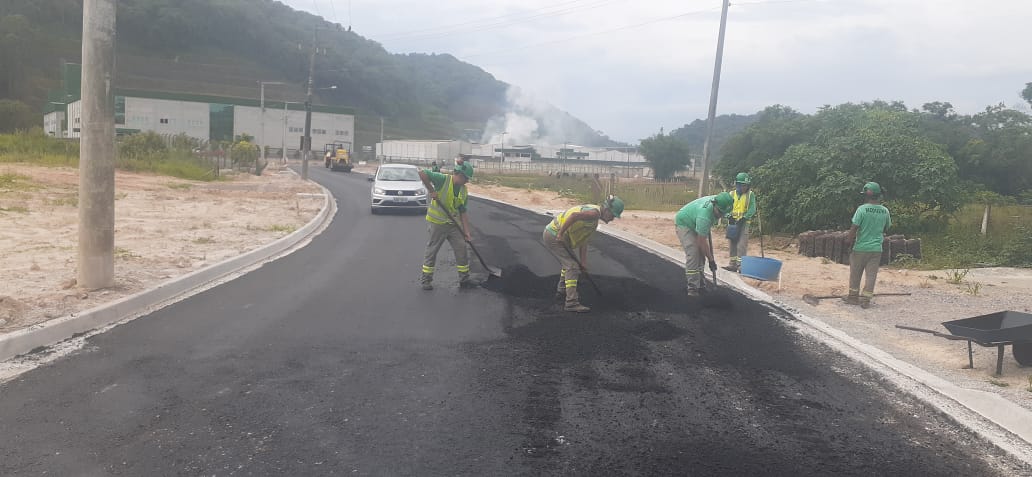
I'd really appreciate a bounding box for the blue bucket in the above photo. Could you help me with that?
[740,256,782,281]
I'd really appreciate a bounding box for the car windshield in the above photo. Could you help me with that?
[377,168,420,181]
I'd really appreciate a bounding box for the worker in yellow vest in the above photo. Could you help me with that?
[542,196,625,312]
[418,162,475,290]
[724,172,757,273]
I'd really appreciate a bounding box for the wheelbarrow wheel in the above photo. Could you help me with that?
[1014,342,1032,367]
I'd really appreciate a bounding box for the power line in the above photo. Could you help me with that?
[379,0,622,42]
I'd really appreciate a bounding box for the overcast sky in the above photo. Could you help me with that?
[284,0,1032,143]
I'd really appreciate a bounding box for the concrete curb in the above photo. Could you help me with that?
[0,181,336,363]
[469,193,1032,465]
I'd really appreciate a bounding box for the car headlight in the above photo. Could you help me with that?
[416,188,427,195]
[373,187,385,194]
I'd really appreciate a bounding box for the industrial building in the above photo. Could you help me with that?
[376,139,646,164]
[43,63,354,152]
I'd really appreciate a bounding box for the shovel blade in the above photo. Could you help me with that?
[802,294,821,306]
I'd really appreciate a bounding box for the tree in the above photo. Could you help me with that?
[753,106,962,233]
[1023,82,1032,109]
[713,105,810,183]
[0,99,36,132]
[638,131,690,180]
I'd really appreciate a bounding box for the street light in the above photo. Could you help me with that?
[259,81,285,167]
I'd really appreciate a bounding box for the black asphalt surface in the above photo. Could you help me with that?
[0,166,1022,476]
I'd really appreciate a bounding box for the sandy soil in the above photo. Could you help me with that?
[0,162,322,334]
[469,182,1032,410]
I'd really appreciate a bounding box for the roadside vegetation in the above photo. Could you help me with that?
[0,130,270,182]
[476,173,696,212]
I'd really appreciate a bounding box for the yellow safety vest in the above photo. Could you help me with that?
[426,175,467,225]
[731,190,752,220]
[546,205,600,248]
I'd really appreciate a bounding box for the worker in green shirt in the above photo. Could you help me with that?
[418,162,476,290]
[675,192,734,296]
[845,182,892,308]
[431,161,441,173]
[724,172,757,272]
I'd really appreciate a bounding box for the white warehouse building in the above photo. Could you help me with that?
[45,63,354,152]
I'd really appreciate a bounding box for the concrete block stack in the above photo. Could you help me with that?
[797,231,921,265]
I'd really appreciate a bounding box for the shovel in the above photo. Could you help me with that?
[435,199,503,280]
[707,233,719,289]
[802,292,911,306]
[560,241,604,296]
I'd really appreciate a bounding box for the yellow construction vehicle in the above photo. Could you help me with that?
[324,142,353,172]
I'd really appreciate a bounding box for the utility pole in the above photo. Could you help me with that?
[302,41,316,181]
[698,0,730,198]
[78,0,116,289]
[379,117,384,162]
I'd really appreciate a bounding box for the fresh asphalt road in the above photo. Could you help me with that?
[0,166,1022,476]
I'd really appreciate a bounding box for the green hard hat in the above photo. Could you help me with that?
[735,172,752,184]
[454,162,474,179]
[606,195,625,218]
[712,191,734,212]
[862,181,882,196]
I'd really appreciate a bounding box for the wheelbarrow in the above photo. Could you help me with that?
[896,310,1032,376]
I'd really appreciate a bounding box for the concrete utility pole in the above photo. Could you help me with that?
[78,0,116,290]
[379,117,384,161]
[302,43,316,181]
[698,0,730,198]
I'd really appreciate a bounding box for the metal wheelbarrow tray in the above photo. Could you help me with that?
[896,310,1032,376]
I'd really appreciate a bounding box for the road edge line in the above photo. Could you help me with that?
[470,193,1032,467]
[0,182,336,363]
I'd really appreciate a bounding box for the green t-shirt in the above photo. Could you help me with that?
[423,169,467,213]
[675,196,717,236]
[852,203,891,252]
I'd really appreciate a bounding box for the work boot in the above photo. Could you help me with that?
[564,288,590,313]
[723,261,739,273]
[842,293,860,305]
[860,295,872,309]
[421,273,433,291]
[685,288,701,297]
[459,276,476,289]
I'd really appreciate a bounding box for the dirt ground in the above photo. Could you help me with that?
[0,162,322,334]
[468,181,1032,410]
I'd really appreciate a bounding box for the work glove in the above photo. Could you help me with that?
[728,217,737,225]
[708,259,718,273]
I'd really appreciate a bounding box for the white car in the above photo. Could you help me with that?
[369,164,429,214]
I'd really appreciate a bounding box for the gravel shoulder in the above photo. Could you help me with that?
[0,162,323,334]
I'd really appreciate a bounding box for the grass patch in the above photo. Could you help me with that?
[917,204,1032,269]
[964,281,982,296]
[192,236,216,244]
[114,247,140,260]
[0,172,38,191]
[944,269,969,284]
[50,195,78,207]
[167,182,193,190]
[0,205,29,213]
[265,224,296,233]
[988,377,1009,387]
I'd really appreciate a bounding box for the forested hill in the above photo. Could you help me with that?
[0,0,615,146]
